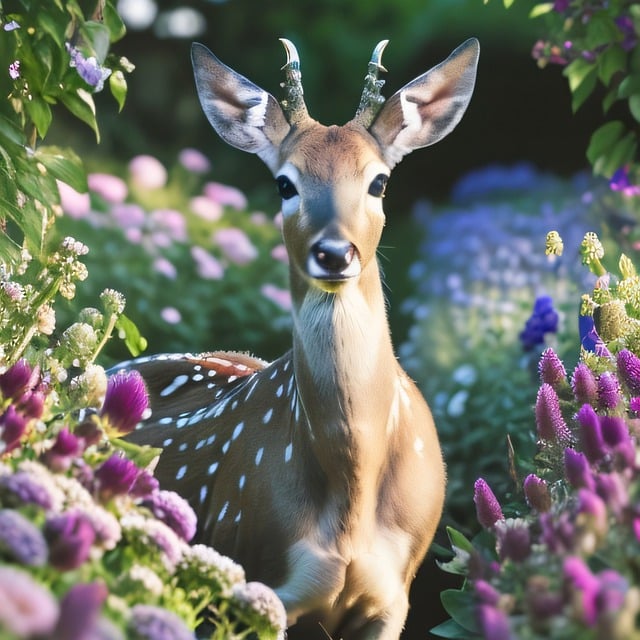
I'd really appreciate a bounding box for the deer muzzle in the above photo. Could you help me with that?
[307,238,361,284]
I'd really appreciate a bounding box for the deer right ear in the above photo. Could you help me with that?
[191,43,291,173]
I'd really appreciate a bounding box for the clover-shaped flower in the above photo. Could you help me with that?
[100,370,149,436]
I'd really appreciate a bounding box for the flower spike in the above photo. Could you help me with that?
[354,40,389,127]
[279,38,309,126]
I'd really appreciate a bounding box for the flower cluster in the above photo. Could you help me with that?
[436,234,640,639]
[0,359,287,639]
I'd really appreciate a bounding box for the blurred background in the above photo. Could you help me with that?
[47,0,615,636]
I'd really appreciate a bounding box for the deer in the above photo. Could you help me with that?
[116,37,479,639]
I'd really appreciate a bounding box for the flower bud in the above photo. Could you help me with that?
[564,447,595,491]
[523,474,551,512]
[538,348,566,388]
[571,363,598,406]
[45,510,96,571]
[476,604,512,640]
[495,519,531,563]
[576,404,606,464]
[535,383,571,443]
[94,454,140,499]
[473,478,504,529]
[598,371,621,410]
[0,360,39,401]
[617,349,640,395]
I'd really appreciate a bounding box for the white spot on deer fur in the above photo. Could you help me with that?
[208,462,219,475]
[193,365,202,372]
[255,447,264,466]
[199,486,208,504]
[163,437,174,447]
[245,376,260,400]
[228,375,238,383]
[239,474,246,490]
[232,422,244,440]
[283,359,290,372]
[218,501,229,522]
[285,442,293,463]
[414,437,425,457]
[207,369,216,377]
[222,440,231,454]
[160,374,189,397]
[287,375,294,395]
[231,400,238,410]
[263,408,273,424]
[176,465,187,480]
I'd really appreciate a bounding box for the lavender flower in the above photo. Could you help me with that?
[0,566,59,637]
[213,227,258,265]
[535,383,571,443]
[232,581,288,635]
[0,358,38,400]
[142,490,197,542]
[8,60,20,79]
[576,404,606,464]
[597,371,621,410]
[0,460,65,510]
[523,474,551,512]
[45,509,96,571]
[599,415,630,449]
[476,604,512,640]
[130,468,160,499]
[474,579,501,605]
[473,478,504,529]
[66,44,111,92]
[128,604,195,640]
[191,245,224,280]
[538,348,566,387]
[540,511,575,554]
[204,181,248,210]
[616,349,640,395]
[571,363,598,406]
[100,370,149,436]
[95,453,141,498]
[610,166,640,196]
[564,447,596,491]
[495,519,531,563]
[54,582,109,640]
[0,508,48,565]
[595,472,628,519]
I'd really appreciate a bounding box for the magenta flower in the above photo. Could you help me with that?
[0,359,39,400]
[88,172,128,204]
[571,363,598,406]
[178,147,211,173]
[616,349,640,395]
[0,405,27,453]
[261,283,292,311]
[540,511,575,554]
[597,371,621,410]
[610,166,640,197]
[535,383,571,443]
[599,415,630,449]
[130,468,160,498]
[142,490,197,542]
[150,208,187,242]
[19,389,45,420]
[538,348,566,387]
[8,60,20,79]
[54,582,108,640]
[576,404,606,464]
[129,154,168,189]
[95,453,141,498]
[191,245,224,280]
[0,509,48,565]
[42,427,82,471]
[474,580,501,606]
[564,447,596,491]
[128,604,195,640]
[213,227,258,265]
[595,472,628,518]
[523,474,551,512]
[576,489,608,539]
[473,478,504,529]
[476,604,512,640]
[45,510,96,571]
[100,369,148,436]
[564,556,599,626]
[630,396,640,414]
[495,520,531,563]
[0,465,61,510]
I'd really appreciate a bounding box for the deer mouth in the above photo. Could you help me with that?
[307,239,362,285]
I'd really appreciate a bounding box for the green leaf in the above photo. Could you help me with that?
[82,21,111,62]
[630,94,640,122]
[564,58,597,93]
[0,115,26,148]
[109,70,128,112]
[431,619,481,639]
[618,73,640,98]
[602,87,619,113]
[586,12,621,50]
[586,120,625,166]
[34,146,87,192]
[596,132,637,177]
[529,3,553,19]
[598,45,626,87]
[103,1,127,42]
[25,96,53,139]
[440,589,479,633]
[446,526,474,554]
[59,88,100,142]
[116,313,148,357]
[112,438,162,469]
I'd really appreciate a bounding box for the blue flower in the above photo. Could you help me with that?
[65,43,112,92]
[0,509,48,565]
[128,604,195,640]
[519,296,559,351]
[579,314,611,357]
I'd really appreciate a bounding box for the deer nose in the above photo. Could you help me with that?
[307,239,361,281]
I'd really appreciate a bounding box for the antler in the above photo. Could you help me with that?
[353,40,389,128]
[279,38,309,126]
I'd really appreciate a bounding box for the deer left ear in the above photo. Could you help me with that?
[370,38,479,169]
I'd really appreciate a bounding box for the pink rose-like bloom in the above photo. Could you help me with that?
[88,172,128,204]
[57,180,91,219]
[261,283,292,311]
[129,154,168,189]
[204,181,248,210]
[0,567,59,637]
[191,245,224,280]
[161,306,182,324]
[178,147,211,173]
[189,195,223,221]
[213,227,258,265]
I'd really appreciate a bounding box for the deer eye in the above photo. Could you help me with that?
[368,174,388,198]
[276,175,298,200]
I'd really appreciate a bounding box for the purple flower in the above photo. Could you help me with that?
[523,474,551,512]
[597,371,621,410]
[232,581,288,633]
[630,396,640,414]
[0,566,59,637]
[142,490,197,542]
[204,181,248,210]
[130,469,160,498]
[4,20,20,31]
[535,383,571,443]
[66,44,111,91]
[610,166,640,196]
[213,227,258,265]
[0,359,39,400]
[594,472,628,518]
[495,519,531,563]
[161,306,182,324]
[519,296,559,351]
[540,511,575,554]
[474,579,501,606]
[576,489,608,540]
[178,148,211,173]
[476,604,512,640]
[579,315,611,357]
[261,283,293,311]
[1,405,28,453]
[19,389,45,419]
[74,419,104,448]
[88,172,128,204]
[0,509,48,565]
[0,463,63,510]
[128,604,195,640]
[576,404,606,464]
[95,453,141,498]
[564,556,599,626]
[54,582,108,640]
[616,349,640,395]
[42,427,82,471]
[553,0,570,11]
[8,60,20,79]
[100,370,149,436]
[564,447,595,491]
[473,478,504,529]
[615,15,638,51]
[596,570,628,619]
[571,363,598,406]
[45,510,96,571]
[538,348,566,387]
[599,415,629,448]
[191,245,224,280]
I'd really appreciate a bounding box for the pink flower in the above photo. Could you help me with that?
[57,180,91,219]
[45,510,96,571]
[150,209,187,242]
[473,478,504,529]
[213,227,258,265]
[161,306,182,324]
[129,154,168,189]
[54,583,109,640]
[88,172,128,203]
[142,490,197,541]
[204,181,248,210]
[261,283,292,311]
[95,454,141,498]
[191,245,224,280]
[178,147,211,173]
[535,383,571,443]
[111,203,146,228]
[189,195,222,221]
[271,244,289,264]
[153,257,177,279]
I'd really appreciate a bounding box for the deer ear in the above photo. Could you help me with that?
[369,38,479,169]
[191,43,291,173]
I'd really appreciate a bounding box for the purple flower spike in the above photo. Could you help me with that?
[130,468,160,499]
[100,370,149,436]
[564,447,596,491]
[95,453,140,498]
[616,349,640,395]
[1,405,27,452]
[142,490,198,542]
[495,520,531,563]
[45,510,96,571]
[54,582,108,640]
[0,359,38,400]
[571,363,599,406]
[599,415,629,448]
[576,489,608,540]
[474,580,501,605]
[597,371,621,410]
[535,383,571,443]
[473,478,504,529]
[476,604,512,640]
[43,427,81,472]
[523,474,551,512]
[595,472,628,518]
[538,348,566,387]
[576,404,606,464]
